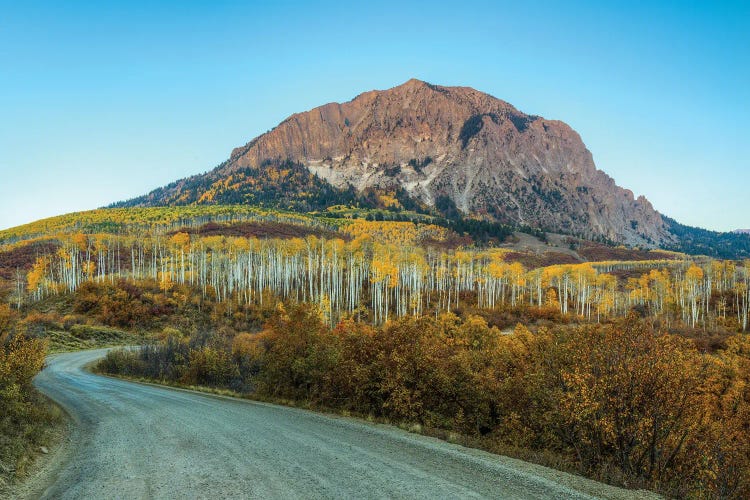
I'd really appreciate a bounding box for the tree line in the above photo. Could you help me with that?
[19,231,750,332]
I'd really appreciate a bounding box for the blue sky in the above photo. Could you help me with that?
[1,1,747,231]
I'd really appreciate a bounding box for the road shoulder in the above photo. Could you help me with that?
[98,370,660,500]
[2,398,74,500]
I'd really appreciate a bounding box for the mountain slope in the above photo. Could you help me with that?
[117,79,672,246]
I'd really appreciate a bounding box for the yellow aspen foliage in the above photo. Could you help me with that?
[158,271,174,291]
[170,232,190,250]
[83,260,96,281]
[72,232,88,251]
[27,256,49,292]
[686,263,704,282]
[545,287,559,308]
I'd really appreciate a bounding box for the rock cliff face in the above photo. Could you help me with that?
[128,79,673,246]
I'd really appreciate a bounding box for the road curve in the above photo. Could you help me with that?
[28,349,640,499]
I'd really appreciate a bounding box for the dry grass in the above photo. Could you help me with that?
[0,391,64,490]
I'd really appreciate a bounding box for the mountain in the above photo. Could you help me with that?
[116,79,674,246]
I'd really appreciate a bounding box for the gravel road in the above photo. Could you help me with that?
[22,349,651,499]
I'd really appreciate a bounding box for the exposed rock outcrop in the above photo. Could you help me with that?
[126,79,673,246]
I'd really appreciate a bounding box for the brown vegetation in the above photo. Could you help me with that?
[576,242,679,262]
[0,240,60,280]
[0,304,60,486]
[503,251,580,268]
[170,221,345,241]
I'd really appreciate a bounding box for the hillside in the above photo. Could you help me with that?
[115,79,672,247]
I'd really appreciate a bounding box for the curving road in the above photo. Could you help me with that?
[25,349,645,499]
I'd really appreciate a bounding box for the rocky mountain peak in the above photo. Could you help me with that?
[125,79,674,246]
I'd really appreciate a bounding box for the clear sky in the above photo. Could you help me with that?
[1,1,748,231]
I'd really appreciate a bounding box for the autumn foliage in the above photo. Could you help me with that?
[0,304,57,482]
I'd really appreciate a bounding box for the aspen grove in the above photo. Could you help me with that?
[20,231,750,331]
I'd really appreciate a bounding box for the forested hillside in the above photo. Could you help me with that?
[664,217,750,259]
[113,161,363,212]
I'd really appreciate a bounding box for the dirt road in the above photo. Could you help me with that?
[22,349,649,499]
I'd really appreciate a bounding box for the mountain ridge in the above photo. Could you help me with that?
[115,79,681,248]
